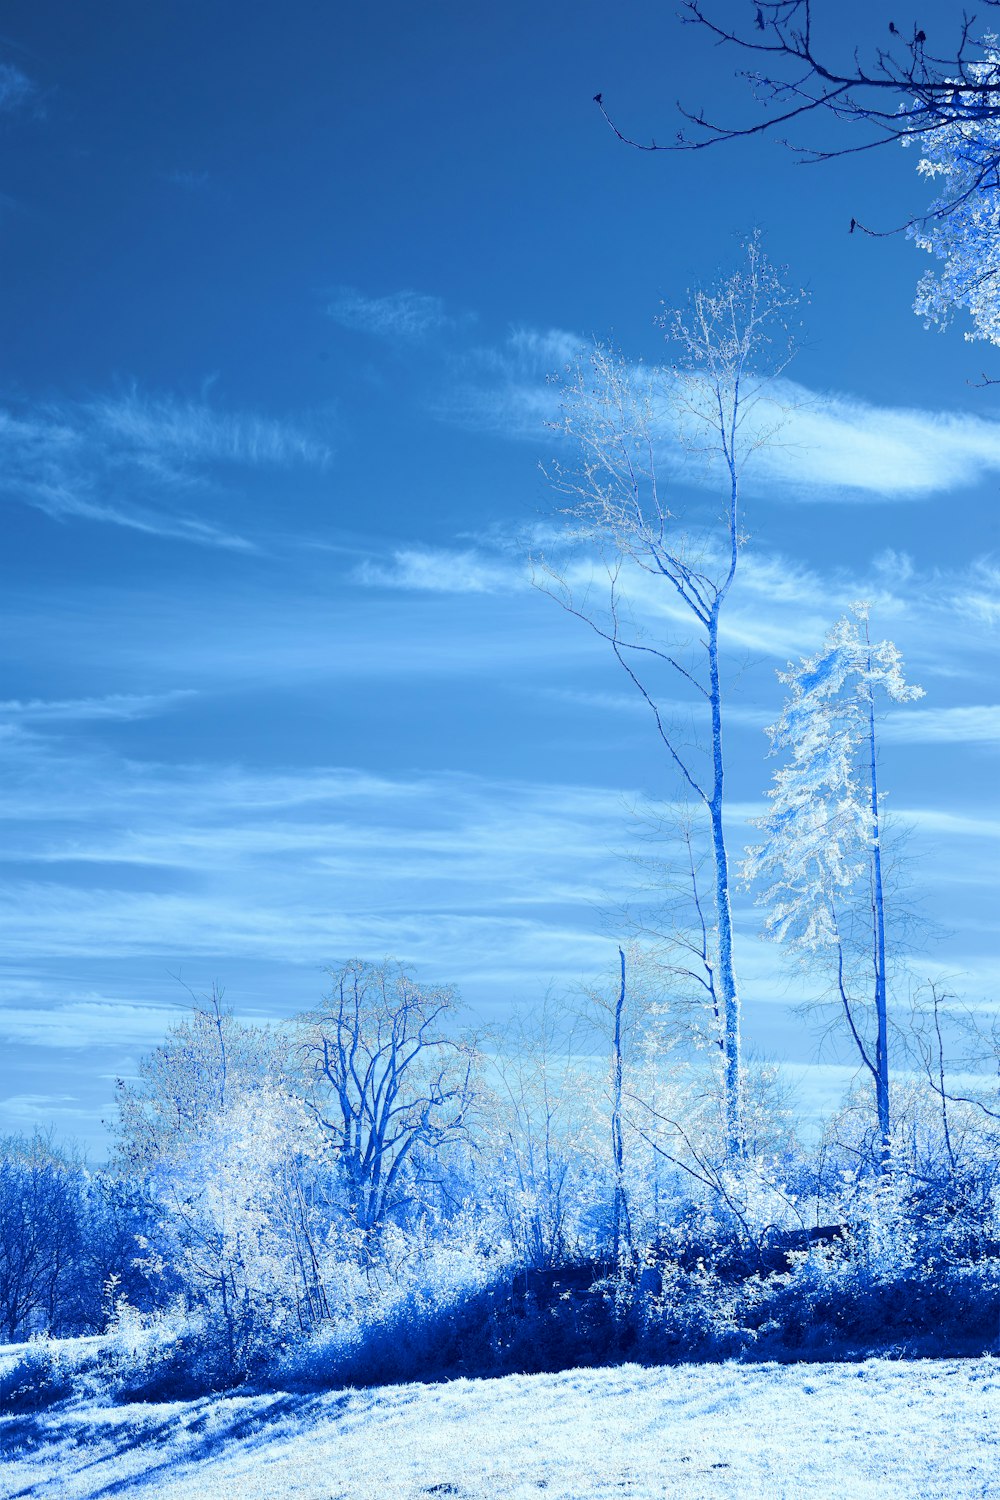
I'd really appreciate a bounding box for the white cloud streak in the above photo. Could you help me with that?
[0,388,331,549]
[439,325,584,436]
[354,547,530,594]
[0,996,192,1051]
[0,691,197,724]
[0,734,651,1016]
[881,705,1000,745]
[88,390,331,470]
[17,481,256,551]
[899,807,1000,839]
[0,62,37,115]
[747,377,1000,500]
[444,321,1000,501]
[326,287,454,341]
[348,537,858,661]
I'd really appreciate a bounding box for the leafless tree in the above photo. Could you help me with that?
[594,8,1000,365]
[0,1135,81,1341]
[479,993,597,1270]
[909,979,1000,1128]
[618,803,730,1056]
[578,948,643,1265]
[535,235,803,1159]
[297,959,476,1236]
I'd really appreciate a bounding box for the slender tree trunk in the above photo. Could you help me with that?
[707,610,744,1158]
[611,946,631,1264]
[219,1264,236,1369]
[866,673,891,1168]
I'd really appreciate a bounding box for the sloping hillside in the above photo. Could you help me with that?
[3,1357,999,1499]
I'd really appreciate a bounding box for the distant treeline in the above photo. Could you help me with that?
[1,956,999,1405]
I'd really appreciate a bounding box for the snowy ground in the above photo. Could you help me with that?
[2,1357,999,1499]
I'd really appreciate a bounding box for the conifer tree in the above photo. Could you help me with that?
[745,606,923,1166]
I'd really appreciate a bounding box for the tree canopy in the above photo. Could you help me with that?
[596,3,1000,344]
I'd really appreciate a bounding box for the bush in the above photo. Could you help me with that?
[5,1234,997,1409]
[0,1340,84,1412]
[94,1297,287,1402]
[748,1255,1000,1361]
[274,1267,633,1391]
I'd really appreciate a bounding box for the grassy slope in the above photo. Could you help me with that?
[2,1357,999,1500]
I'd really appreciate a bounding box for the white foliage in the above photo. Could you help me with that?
[745,608,922,956]
[908,43,1000,344]
[152,1085,330,1334]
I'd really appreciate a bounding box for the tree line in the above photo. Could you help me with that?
[2,937,998,1395]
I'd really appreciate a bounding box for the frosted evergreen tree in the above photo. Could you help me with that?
[745,607,923,1167]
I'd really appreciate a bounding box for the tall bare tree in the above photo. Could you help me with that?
[536,236,803,1159]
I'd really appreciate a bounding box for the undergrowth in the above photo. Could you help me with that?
[3,1247,998,1410]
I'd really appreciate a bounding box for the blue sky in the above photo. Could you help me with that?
[2,0,999,1153]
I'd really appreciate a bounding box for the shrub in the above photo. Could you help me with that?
[0,1340,83,1412]
[749,1254,1000,1361]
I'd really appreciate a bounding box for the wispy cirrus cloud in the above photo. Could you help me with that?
[747,378,1000,500]
[439,320,1000,501]
[439,324,583,436]
[0,996,189,1051]
[354,546,530,594]
[0,734,642,1005]
[0,722,993,1030]
[950,559,1000,627]
[880,704,1000,745]
[326,286,458,342]
[0,388,332,548]
[0,62,37,116]
[901,807,1000,840]
[88,388,331,470]
[344,530,1000,748]
[349,534,859,659]
[677,378,1000,500]
[0,572,584,698]
[164,169,210,191]
[0,690,197,724]
[10,479,256,552]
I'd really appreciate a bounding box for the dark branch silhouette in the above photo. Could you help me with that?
[595,3,1000,234]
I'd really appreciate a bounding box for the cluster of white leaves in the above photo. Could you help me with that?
[745,609,923,954]
[909,44,1000,344]
[138,1090,325,1348]
[114,981,511,1344]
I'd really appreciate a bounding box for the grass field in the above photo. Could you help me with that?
[3,1356,999,1499]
